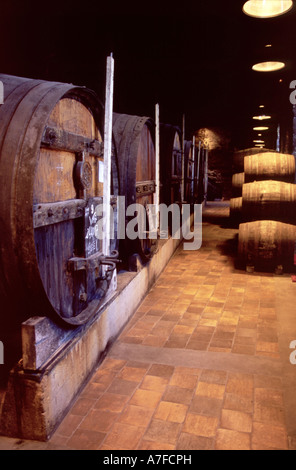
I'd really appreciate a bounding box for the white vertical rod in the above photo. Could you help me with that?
[197,141,201,185]
[103,53,114,257]
[204,147,209,205]
[155,103,160,230]
[181,113,185,202]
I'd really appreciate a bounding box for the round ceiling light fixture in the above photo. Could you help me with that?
[253,126,269,130]
[253,140,265,143]
[253,115,271,120]
[243,1,293,18]
[252,61,286,72]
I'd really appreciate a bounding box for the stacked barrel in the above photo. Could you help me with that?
[238,151,296,272]
[230,172,244,223]
[230,148,271,224]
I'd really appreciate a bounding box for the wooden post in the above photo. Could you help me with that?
[155,103,160,231]
[181,114,185,203]
[197,141,201,185]
[192,136,196,199]
[103,54,114,257]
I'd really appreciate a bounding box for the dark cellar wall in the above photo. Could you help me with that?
[196,127,234,201]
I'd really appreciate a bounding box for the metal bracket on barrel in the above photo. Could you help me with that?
[68,250,120,281]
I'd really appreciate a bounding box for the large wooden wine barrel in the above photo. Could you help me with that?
[160,124,183,206]
[233,147,271,172]
[0,74,119,330]
[112,113,157,266]
[238,220,296,270]
[242,180,296,223]
[244,152,295,183]
[232,172,245,197]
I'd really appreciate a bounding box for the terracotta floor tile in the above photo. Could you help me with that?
[186,340,209,351]
[169,371,198,390]
[69,397,97,416]
[221,409,252,433]
[140,375,169,392]
[232,343,256,355]
[66,429,106,450]
[254,375,282,389]
[196,382,225,400]
[103,422,144,450]
[252,422,288,450]
[226,373,254,398]
[199,318,218,327]
[177,433,214,450]
[92,369,117,385]
[183,413,218,438]
[147,364,175,379]
[186,306,204,314]
[79,409,119,433]
[254,388,284,408]
[118,405,154,427]
[254,403,286,426]
[130,389,163,409]
[100,358,126,371]
[137,440,175,450]
[164,338,190,349]
[93,393,129,413]
[117,366,148,382]
[162,386,194,405]
[256,341,279,353]
[224,393,254,414]
[190,396,223,417]
[215,428,251,450]
[200,369,228,385]
[142,335,168,347]
[55,413,84,438]
[174,366,201,376]
[154,401,188,423]
[144,419,181,445]
[106,378,139,396]
[172,324,195,335]
[80,383,105,400]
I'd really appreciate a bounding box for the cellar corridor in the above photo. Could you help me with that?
[1,201,296,450]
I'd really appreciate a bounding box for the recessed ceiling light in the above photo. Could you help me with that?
[243,1,293,18]
[259,105,265,108]
[253,115,271,120]
[265,44,272,48]
[252,61,286,72]
[253,126,269,131]
[253,140,265,143]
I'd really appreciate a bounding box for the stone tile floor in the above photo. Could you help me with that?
[1,201,296,450]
